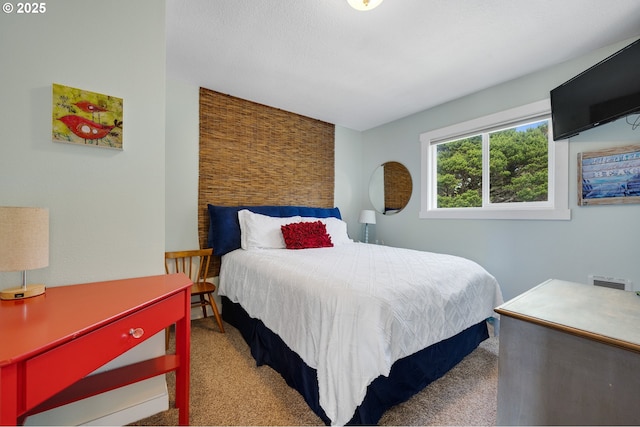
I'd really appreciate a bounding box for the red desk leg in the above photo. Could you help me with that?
[174,289,191,425]
[0,364,18,426]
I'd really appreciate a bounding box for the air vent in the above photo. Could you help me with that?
[588,275,632,291]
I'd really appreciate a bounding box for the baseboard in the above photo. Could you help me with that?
[86,384,169,426]
[24,376,169,426]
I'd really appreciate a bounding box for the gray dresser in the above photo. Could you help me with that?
[495,279,640,425]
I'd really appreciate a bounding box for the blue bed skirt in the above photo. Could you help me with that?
[221,296,489,425]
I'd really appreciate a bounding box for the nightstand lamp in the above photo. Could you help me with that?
[359,209,376,244]
[0,207,49,300]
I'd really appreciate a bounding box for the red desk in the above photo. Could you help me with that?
[0,273,192,426]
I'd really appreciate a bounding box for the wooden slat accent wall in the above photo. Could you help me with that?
[198,88,335,273]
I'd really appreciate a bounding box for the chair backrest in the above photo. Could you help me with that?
[164,248,213,284]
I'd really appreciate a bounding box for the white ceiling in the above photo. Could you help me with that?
[166,0,640,131]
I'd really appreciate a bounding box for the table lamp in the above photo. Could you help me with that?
[359,209,376,244]
[0,207,49,300]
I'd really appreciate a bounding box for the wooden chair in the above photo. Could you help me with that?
[164,249,225,346]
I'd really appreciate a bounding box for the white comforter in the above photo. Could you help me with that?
[219,243,503,426]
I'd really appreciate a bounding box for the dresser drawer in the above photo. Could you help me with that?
[24,291,186,409]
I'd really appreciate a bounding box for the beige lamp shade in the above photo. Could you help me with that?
[0,207,49,272]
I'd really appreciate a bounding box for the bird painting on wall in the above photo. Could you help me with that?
[52,83,123,150]
[58,115,122,144]
[74,101,109,122]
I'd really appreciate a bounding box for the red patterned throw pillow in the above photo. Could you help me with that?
[281,221,333,249]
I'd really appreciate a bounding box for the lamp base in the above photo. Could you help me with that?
[0,284,46,300]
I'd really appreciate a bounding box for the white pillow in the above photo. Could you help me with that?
[302,216,353,246]
[238,210,301,250]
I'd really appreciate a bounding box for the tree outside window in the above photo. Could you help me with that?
[435,120,549,208]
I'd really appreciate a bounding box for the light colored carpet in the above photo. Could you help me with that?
[132,318,499,426]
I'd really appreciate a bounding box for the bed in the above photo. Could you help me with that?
[209,204,503,426]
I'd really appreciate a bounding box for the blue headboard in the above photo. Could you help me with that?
[207,204,342,256]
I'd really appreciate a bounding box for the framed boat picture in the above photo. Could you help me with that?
[578,144,640,206]
[52,83,123,150]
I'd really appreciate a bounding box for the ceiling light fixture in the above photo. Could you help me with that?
[347,0,384,11]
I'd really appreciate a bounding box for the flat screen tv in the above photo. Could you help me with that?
[550,38,640,141]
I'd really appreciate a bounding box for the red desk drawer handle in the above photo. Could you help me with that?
[129,327,144,339]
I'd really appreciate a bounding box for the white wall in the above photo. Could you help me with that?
[0,1,168,424]
[334,126,366,239]
[166,80,201,250]
[361,38,640,300]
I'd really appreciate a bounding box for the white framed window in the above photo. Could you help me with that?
[420,100,570,220]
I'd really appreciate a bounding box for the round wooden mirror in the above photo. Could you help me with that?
[368,161,412,215]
